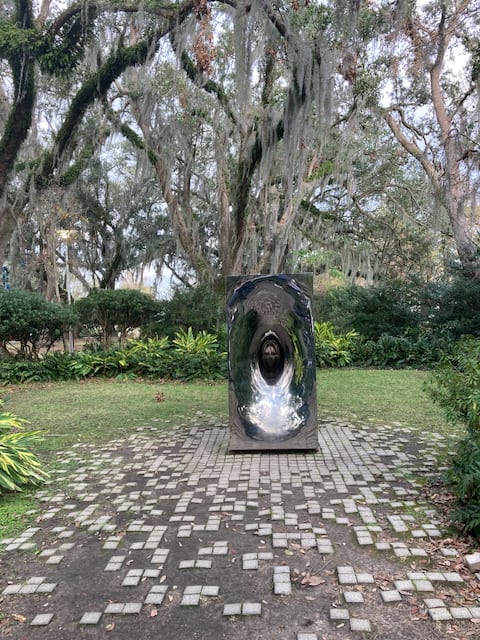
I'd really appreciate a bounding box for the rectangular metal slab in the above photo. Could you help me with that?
[226,273,317,451]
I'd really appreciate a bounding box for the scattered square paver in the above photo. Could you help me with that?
[242,602,262,615]
[30,613,54,626]
[381,590,402,603]
[79,612,102,625]
[330,608,350,621]
[429,608,452,621]
[350,618,371,632]
[223,603,242,616]
[3,420,477,639]
[344,590,364,604]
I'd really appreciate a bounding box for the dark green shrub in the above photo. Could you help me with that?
[351,332,448,369]
[427,338,480,537]
[444,432,480,538]
[0,289,77,359]
[426,338,480,432]
[352,335,411,368]
[144,284,225,338]
[75,289,158,347]
[314,280,422,339]
[429,277,480,340]
[346,282,419,339]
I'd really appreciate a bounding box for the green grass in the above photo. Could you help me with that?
[316,369,452,433]
[0,379,228,458]
[0,369,458,539]
[0,492,39,538]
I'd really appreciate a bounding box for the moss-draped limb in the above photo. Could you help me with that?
[176,46,238,126]
[0,1,36,199]
[48,0,195,36]
[36,37,158,188]
[58,145,94,187]
[173,40,286,259]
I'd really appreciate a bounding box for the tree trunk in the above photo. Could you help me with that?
[384,1,479,277]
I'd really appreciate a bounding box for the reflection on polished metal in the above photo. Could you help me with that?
[226,274,317,451]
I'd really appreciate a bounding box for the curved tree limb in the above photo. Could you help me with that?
[0,0,36,199]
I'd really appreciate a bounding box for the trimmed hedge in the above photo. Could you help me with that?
[0,289,76,359]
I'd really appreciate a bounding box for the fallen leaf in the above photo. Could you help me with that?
[160,575,166,584]
[301,575,325,587]
[150,608,158,617]
[308,576,325,586]
[105,622,115,631]
[12,614,26,623]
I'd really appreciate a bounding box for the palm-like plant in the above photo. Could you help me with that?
[0,404,49,492]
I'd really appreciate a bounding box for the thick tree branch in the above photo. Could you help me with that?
[0,0,36,199]
[36,36,160,188]
[48,1,195,35]
[384,110,441,192]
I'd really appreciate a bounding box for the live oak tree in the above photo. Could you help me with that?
[2,0,476,291]
[0,0,193,277]
[364,0,480,277]
[0,2,414,287]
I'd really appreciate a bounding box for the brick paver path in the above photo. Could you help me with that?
[1,417,479,639]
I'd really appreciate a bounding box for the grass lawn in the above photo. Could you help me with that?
[0,369,453,455]
[316,368,451,432]
[0,369,458,538]
[0,379,228,456]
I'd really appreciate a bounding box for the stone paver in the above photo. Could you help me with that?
[0,418,478,638]
[30,613,54,626]
[79,611,102,625]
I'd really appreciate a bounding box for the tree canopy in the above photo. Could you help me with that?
[0,0,479,295]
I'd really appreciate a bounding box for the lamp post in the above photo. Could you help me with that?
[57,230,74,353]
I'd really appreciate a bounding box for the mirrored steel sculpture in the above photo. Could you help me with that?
[226,273,317,451]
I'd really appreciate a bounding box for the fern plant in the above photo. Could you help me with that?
[0,405,49,492]
[314,321,358,367]
[126,337,171,378]
[173,327,219,355]
[172,327,226,380]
